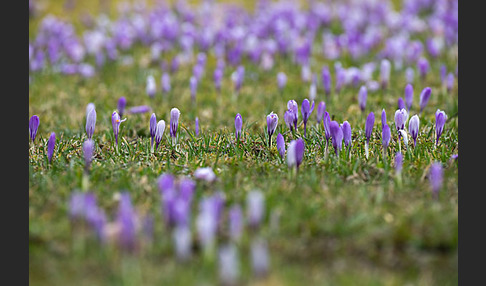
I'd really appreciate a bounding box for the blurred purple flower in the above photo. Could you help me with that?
[29,115,40,143]
[341,121,352,148]
[128,105,151,114]
[86,107,96,139]
[405,84,413,111]
[276,133,285,159]
[429,162,443,199]
[117,97,126,117]
[419,87,432,114]
[358,86,367,112]
[287,138,305,170]
[382,124,391,150]
[330,121,343,155]
[316,101,326,124]
[47,132,56,163]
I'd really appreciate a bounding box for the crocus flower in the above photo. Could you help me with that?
[287,100,298,129]
[429,162,443,199]
[83,139,94,171]
[323,111,331,144]
[150,113,157,151]
[405,67,414,84]
[117,97,126,117]
[394,108,408,131]
[170,108,181,141]
[417,57,429,79]
[229,205,243,242]
[287,139,305,171]
[341,121,352,149]
[398,97,405,110]
[330,121,343,155]
[435,109,447,146]
[47,132,56,163]
[155,120,166,150]
[395,151,403,174]
[284,109,295,132]
[309,82,317,102]
[382,124,391,150]
[190,75,198,103]
[266,112,278,145]
[235,113,243,140]
[196,200,218,256]
[173,226,192,261]
[111,111,127,146]
[316,101,326,124]
[322,65,331,97]
[365,112,375,159]
[276,133,285,159]
[247,190,264,229]
[161,72,171,94]
[446,73,454,93]
[358,86,367,112]
[214,68,223,93]
[408,115,420,146]
[405,84,413,111]
[195,117,200,137]
[380,59,391,89]
[194,167,217,182]
[301,99,315,137]
[127,105,151,114]
[29,115,40,143]
[116,192,137,251]
[86,107,96,139]
[277,72,287,91]
[219,244,240,285]
[146,75,156,98]
[251,238,269,277]
[419,87,432,114]
[381,109,387,130]
[86,103,95,117]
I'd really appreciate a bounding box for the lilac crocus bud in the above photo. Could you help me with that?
[161,72,171,94]
[440,65,447,84]
[29,115,40,143]
[405,84,413,111]
[417,57,429,79]
[395,151,403,174]
[358,86,367,112]
[170,108,181,140]
[405,67,414,84]
[365,112,375,159]
[235,113,243,140]
[429,162,443,199]
[435,109,447,146]
[301,99,315,137]
[309,82,317,102]
[179,178,196,202]
[173,226,192,261]
[408,115,420,146]
[284,109,294,132]
[128,105,151,114]
[86,103,95,117]
[446,73,454,93]
[323,111,331,144]
[146,75,156,98]
[247,190,264,229]
[330,121,343,155]
[117,97,126,117]
[419,87,432,114]
[382,124,391,150]
[251,238,269,277]
[287,139,305,170]
[190,75,198,102]
[116,193,137,251]
[149,113,157,151]
[47,132,56,163]
[86,107,96,139]
[381,109,387,130]
[194,167,217,182]
[228,205,243,242]
[398,97,405,110]
[316,101,326,124]
[83,139,94,171]
[196,201,217,255]
[322,66,331,97]
[341,121,352,148]
[266,112,279,143]
[276,133,285,159]
[111,111,127,146]
[394,109,408,131]
[219,244,240,285]
[277,72,287,91]
[287,100,299,129]
[155,120,166,150]
[195,117,200,137]
[380,59,391,89]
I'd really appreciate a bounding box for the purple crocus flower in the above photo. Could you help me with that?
[419,87,432,114]
[284,109,295,132]
[365,112,375,159]
[235,113,243,140]
[394,109,408,131]
[116,192,137,251]
[335,66,346,94]
[417,57,429,79]
[170,108,181,141]
[86,107,96,139]
[29,115,40,143]
[83,139,94,171]
[173,226,191,261]
[213,68,223,93]
[287,138,305,170]
[440,65,447,83]
[251,238,269,277]
[395,151,403,174]
[380,59,391,89]
[179,178,196,203]
[276,133,285,160]
[146,75,156,98]
[358,86,367,112]
[287,100,299,129]
[405,67,414,84]
[446,73,454,93]
[409,115,420,146]
[322,65,331,97]
[323,111,331,144]
[155,120,166,150]
[266,112,278,145]
[316,101,326,124]
[196,198,218,254]
[330,121,343,155]
[229,205,243,242]
[190,75,198,103]
[277,72,287,91]
[149,113,157,151]
[398,97,405,110]
[435,109,447,146]
[429,162,443,199]
[47,132,56,163]
[111,111,127,146]
[381,109,387,130]
[194,167,217,182]
[247,190,264,229]
[382,124,391,150]
[161,72,171,94]
[117,97,126,117]
[219,244,240,285]
[127,105,151,114]
[301,99,315,137]
[341,121,352,148]
[405,84,413,111]
[195,117,200,137]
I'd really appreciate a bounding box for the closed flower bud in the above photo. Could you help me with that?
[276,133,285,159]
[235,113,243,140]
[29,115,40,143]
[85,107,96,139]
[47,132,56,163]
[155,120,166,150]
[408,115,420,146]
